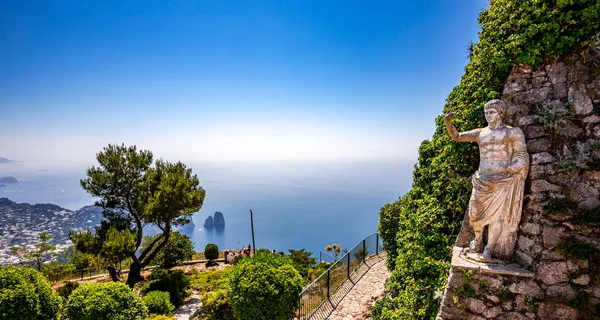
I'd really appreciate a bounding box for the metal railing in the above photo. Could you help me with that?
[297,233,383,320]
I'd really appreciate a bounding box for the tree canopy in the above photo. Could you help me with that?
[71,144,205,286]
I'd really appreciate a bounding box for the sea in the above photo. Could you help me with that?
[0,161,413,258]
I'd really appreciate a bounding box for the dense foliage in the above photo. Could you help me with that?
[377,198,403,270]
[42,261,76,282]
[140,232,195,268]
[204,244,219,262]
[376,1,600,319]
[229,252,303,320]
[0,266,62,320]
[142,291,174,316]
[288,248,317,279]
[190,268,234,320]
[142,268,190,307]
[66,281,148,320]
[199,289,235,320]
[56,281,80,303]
[190,268,231,293]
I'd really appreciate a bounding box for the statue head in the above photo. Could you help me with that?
[483,99,505,125]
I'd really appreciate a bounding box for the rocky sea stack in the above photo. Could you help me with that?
[204,215,214,229]
[214,211,225,228]
[203,211,225,230]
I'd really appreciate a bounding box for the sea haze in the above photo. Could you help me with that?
[0,161,412,257]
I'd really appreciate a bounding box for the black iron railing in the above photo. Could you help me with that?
[297,233,383,320]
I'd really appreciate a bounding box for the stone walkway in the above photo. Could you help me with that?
[327,256,390,320]
[174,292,202,320]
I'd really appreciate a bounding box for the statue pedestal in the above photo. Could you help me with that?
[451,246,534,278]
[437,247,538,319]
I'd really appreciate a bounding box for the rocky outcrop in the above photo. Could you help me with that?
[437,52,600,320]
[214,211,225,227]
[203,216,214,229]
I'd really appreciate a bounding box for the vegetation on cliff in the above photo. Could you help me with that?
[376,1,600,319]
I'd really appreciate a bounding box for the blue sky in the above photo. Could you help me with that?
[0,0,487,168]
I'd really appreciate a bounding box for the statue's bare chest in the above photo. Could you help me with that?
[478,128,511,156]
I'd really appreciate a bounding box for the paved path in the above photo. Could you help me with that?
[174,292,202,320]
[327,256,390,320]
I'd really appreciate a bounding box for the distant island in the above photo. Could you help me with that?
[204,211,225,229]
[0,157,14,164]
[0,176,18,183]
[0,184,5,188]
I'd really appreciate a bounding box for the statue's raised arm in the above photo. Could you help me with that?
[444,111,482,143]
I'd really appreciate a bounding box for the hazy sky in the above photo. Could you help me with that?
[1,0,487,169]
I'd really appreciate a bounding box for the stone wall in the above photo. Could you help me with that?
[437,50,600,320]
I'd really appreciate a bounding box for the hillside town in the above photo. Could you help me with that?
[0,198,102,265]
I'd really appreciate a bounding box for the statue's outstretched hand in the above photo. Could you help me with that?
[444,111,455,122]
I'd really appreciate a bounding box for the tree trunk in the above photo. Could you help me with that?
[107,266,121,282]
[126,262,144,287]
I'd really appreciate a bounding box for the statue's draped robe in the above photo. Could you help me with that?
[468,151,529,260]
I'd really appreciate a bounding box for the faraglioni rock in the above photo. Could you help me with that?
[0,176,18,183]
[214,211,225,227]
[204,215,214,229]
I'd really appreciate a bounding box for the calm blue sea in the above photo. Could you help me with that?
[0,161,412,257]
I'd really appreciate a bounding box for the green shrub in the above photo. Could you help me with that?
[204,244,219,262]
[288,249,317,279]
[142,291,174,316]
[308,262,329,281]
[56,281,80,302]
[0,266,62,320]
[149,268,169,281]
[189,268,231,293]
[140,232,195,268]
[199,289,234,320]
[43,262,76,282]
[229,251,303,320]
[142,269,190,307]
[66,281,148,320]
[189,269,234,320]
[375,1,600,318]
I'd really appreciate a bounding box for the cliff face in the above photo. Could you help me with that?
[437,52,600,320]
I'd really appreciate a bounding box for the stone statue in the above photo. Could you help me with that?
[444,99,529,262]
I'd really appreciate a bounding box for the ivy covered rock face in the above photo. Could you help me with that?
[0,266,62,320]
[377,0,600,319]
[66,281,148,320]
